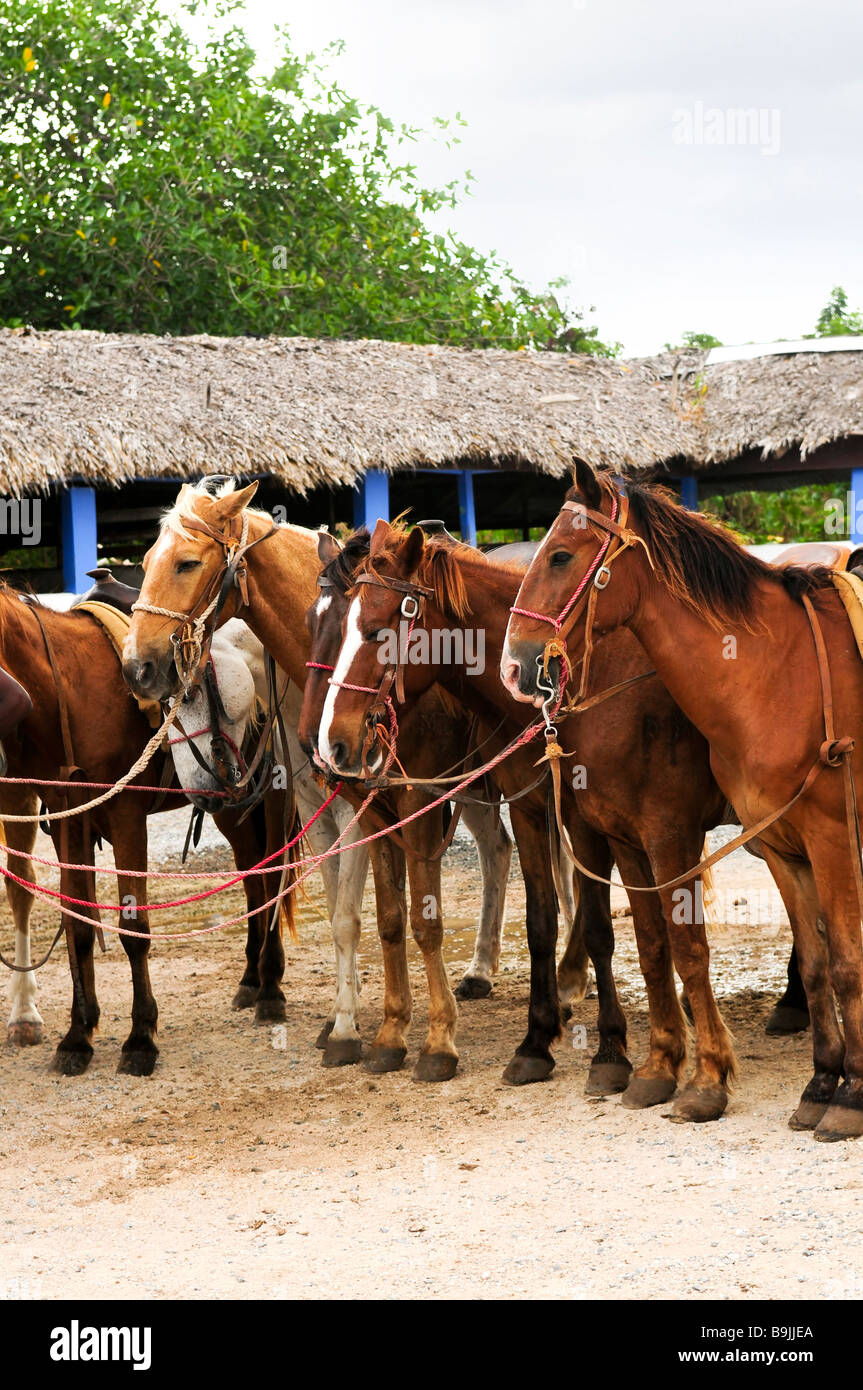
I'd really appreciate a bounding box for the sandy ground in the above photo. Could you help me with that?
[1,811,862,1303]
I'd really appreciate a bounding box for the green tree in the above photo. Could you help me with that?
[0,0,614,352]
[663,330,723,352]
[808,285,863,338]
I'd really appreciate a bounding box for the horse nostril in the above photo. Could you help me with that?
[503,660,521,690]
[330,741,347,770]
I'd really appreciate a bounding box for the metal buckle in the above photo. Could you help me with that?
[594,565,611,590]
[400,594,419,619]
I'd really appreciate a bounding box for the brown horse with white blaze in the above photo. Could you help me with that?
[504,460,863,1142]
[316,519,739,1116]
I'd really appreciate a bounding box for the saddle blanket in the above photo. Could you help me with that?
[832,570,863,663]
[75,600,162,729]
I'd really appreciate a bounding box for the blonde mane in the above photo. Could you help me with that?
[160,478,277,543]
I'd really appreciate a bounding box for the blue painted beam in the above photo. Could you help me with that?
[61,486,98,593]
[851,469,863,544]
[680,476,699,511]
[353,469,390,531]
[457,470,477,547]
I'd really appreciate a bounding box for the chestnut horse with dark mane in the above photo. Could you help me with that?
[504,461,863,1141]
[315,518,743,1118]
[0,583,294,1074]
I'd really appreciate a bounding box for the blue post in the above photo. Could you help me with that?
[680,476,699,511]
[457,470,477,547]
[353,469,390,531]
[851,469,863,544]
[61,486,98,593]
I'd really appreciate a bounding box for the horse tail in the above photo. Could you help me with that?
[700,853,719,928]
[277,805,304,943]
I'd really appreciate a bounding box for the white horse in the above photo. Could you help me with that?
[170,618,522,1059]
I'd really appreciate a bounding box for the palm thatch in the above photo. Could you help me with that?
[0,327,861,494]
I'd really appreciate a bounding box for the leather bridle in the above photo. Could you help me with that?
[510,489,655,710]
[324,571,433,777]
[132,509,277,694]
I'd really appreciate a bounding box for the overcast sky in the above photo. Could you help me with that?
[234,0,862,356]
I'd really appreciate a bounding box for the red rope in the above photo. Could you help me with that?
[0,719,545,941]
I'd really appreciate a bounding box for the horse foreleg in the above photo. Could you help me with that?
[364,834,411,1074]
[4,808,44,1045]
[51,821,100,1076]
[111,811,159,1076]
[405,805,459,1083]
[501,804,560,1085]
[455,799,512,1000]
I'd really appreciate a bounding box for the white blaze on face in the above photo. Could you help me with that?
[500,525,554,683]
[315,593,332,617]
[319,596,365,770]
[123,527,175,666]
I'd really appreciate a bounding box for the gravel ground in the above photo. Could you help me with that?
[2,810,861,1302]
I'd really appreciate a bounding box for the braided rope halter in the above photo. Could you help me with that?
[508,489,655,752]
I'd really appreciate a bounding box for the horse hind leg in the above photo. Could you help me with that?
[455,800,512,1000]
[4,814,45,1046]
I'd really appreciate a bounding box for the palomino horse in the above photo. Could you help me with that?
[315,520,739,1117]
[179,614,516,1063]
[122,480,517,1079]
[0,583,295,1072]
[503,460,863,1141]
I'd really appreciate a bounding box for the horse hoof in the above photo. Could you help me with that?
[560,1003,573,1025]
[454,976,492,1001]
[7,1020,43,1047]
[315,1020,335,1049]
[669,1083,728,1123]
[322,1037,363,1067]
[117,1046,158,1077]
[232,985,258,1011]
[621,1075,677,1109]
[789,1100,829,1131]
[51,1047,93,1076]
[413,1052,458,1083]
[364,1045,407,1074]
[813,1085,863,1142]
[254,997,286,1025]
[585,1060,632,1096]
[765,1004,810,1036]
[502,1054,554,1086]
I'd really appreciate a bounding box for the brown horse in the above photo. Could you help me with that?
[316,519,741,1117]
[121,480,516,1080]
[0,583,293,1073]
[504,461,863,1141]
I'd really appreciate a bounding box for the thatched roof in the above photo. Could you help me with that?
[0,327,861,494]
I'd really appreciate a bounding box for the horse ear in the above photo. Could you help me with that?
[572,459,602,509]
[398,525,425,575]
[369,518,392,556]
[212,480,259,521]
[317,530,342,565]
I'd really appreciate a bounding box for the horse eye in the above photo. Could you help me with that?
[176,559,201,574]
[549,550,572,568]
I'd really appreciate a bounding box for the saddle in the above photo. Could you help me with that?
[773,540,863,571]
[72,568,140,615]
[68,568,159,724]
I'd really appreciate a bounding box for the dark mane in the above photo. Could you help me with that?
[568,474,834,631]
[356,523,486,621]
[321,528,370,594]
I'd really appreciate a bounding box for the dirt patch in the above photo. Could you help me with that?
[1,814,860,1301]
